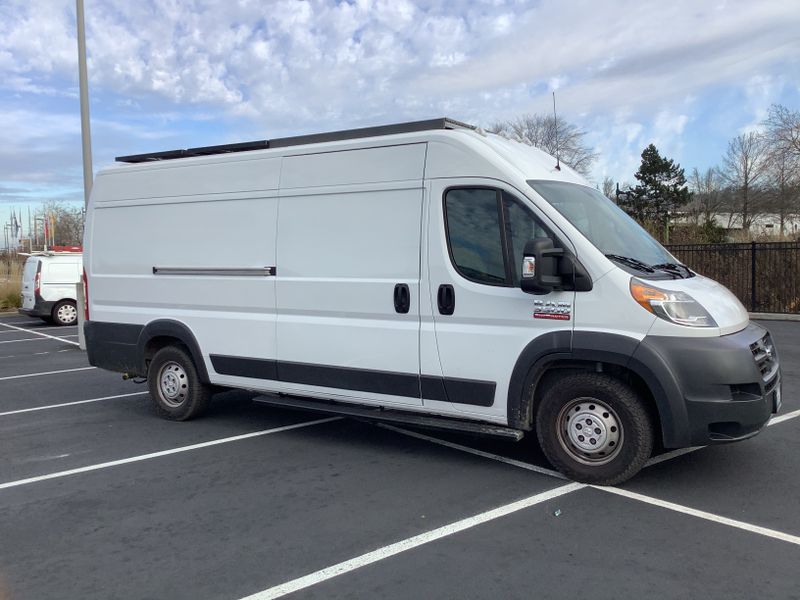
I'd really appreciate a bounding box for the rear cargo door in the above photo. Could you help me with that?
[20,258,38,310]
[275,144,426,407]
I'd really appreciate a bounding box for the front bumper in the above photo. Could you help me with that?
[637,323,780,446]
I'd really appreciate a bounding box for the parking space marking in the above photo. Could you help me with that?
[0,417,341,491]
[0,391,148,417]
[646,405,800,467]
[0,366,95,382]
[645,446,705,467]
[240,481,584,600]
[595,486,800,546]
[769,407,800,426]
[0,325,78,335]
[0,321,79,346]
[0,335,79,345]
[378,423,566,479]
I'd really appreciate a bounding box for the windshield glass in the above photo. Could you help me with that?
[528,180,675,267]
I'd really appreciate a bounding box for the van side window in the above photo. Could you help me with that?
[502,192,553,286]
[444,187,553,287]
[444,188,508,285]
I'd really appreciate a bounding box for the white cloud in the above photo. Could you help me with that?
[0,0,798,197]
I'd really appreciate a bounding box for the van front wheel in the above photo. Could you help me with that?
[535,373,654,485]
[147,346,212,421]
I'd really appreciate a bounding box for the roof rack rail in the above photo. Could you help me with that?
[115,117,476,163]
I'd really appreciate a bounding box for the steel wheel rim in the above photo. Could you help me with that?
[57,303,77,324]
[158,361,189,408]
[556,397,623,466]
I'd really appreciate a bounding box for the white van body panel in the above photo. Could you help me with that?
[88,185,280,374]
[275,144,426,407]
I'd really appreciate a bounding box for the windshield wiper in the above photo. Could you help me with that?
[651,262,693,278]
[605,254,656,273]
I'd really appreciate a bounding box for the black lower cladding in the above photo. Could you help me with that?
[636,322,780,446]
[85,320,496,406]
[18,298,55,318]
[84,321,144,374]
[211,355,496,407]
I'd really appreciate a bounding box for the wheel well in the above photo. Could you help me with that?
[143,336,189,372]
[532,360,663,448]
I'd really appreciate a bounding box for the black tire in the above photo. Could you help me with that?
[535,372,654,485]
[147,345,212,421]
[52,300,78,326]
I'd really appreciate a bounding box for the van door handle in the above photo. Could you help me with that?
[437,284,455,315]
[394,283,410,314]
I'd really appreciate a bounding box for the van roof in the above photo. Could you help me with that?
[116,118,476,164]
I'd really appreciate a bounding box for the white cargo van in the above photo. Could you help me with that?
[83,119,781,484]
[20,251,82,325]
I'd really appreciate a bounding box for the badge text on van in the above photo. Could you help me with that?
[533,300,571,320]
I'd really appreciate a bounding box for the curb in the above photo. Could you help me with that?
[750,313,800,322]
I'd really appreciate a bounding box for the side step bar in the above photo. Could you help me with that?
[252,394,525,441]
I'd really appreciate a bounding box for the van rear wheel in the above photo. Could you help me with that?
[147,346,212,420]
[535,373,654,485]
[52,300,78,326]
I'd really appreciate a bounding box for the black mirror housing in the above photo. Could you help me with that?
[520,238,563,294]
[520,237,593,295]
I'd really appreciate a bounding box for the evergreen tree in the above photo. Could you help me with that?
[619,144,692,230]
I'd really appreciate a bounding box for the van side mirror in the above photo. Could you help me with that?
[520,238,563,294]
[520,238,593,295]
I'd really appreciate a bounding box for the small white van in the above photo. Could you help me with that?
[20,252,82,326]
[83,119,781,484]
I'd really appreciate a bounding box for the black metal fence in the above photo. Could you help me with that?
[666,242,800,314]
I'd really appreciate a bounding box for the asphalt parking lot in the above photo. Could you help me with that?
[1,314,799,600]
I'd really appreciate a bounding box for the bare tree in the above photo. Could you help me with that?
[601,176,615,200]
[719,132,769,232]
[39,201,85,247]
[764,149,800,237]
[766,104,800,159]
[687,167,725,225]
[490,114,597,176]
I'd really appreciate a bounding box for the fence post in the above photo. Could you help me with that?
[750,241,757,312]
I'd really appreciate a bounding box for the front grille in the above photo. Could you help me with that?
[750,334,779,387]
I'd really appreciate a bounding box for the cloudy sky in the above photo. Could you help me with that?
[1,0,799,239]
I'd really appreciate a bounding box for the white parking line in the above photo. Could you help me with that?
[0,417,341,491]
[0,366,95,381]
[646,404,800,468]
[769,407,800,426]
[0,321,79,346]
[0,326,78,335]
[0,391,148,417]
[378,423,566,479]
[0,335,79,345]
[596,486,800,546]
[239,481,584,600]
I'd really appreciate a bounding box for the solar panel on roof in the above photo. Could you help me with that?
[115,118,475,163]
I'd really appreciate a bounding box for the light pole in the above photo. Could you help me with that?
[76,0,92,349]
[76,0,93,207]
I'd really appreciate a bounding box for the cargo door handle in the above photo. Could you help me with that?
[394,283,410,314]
[437,284,455,315]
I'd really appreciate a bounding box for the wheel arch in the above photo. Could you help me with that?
[136,320,210,383]
[507,331,690,448]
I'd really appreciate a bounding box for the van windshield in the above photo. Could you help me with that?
[528,180,684,276]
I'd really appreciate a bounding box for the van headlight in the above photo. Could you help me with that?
[630,278,717,327]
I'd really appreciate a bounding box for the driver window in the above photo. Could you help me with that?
[502,192,553,286]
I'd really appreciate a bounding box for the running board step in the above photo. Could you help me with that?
[252,395,525,441]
